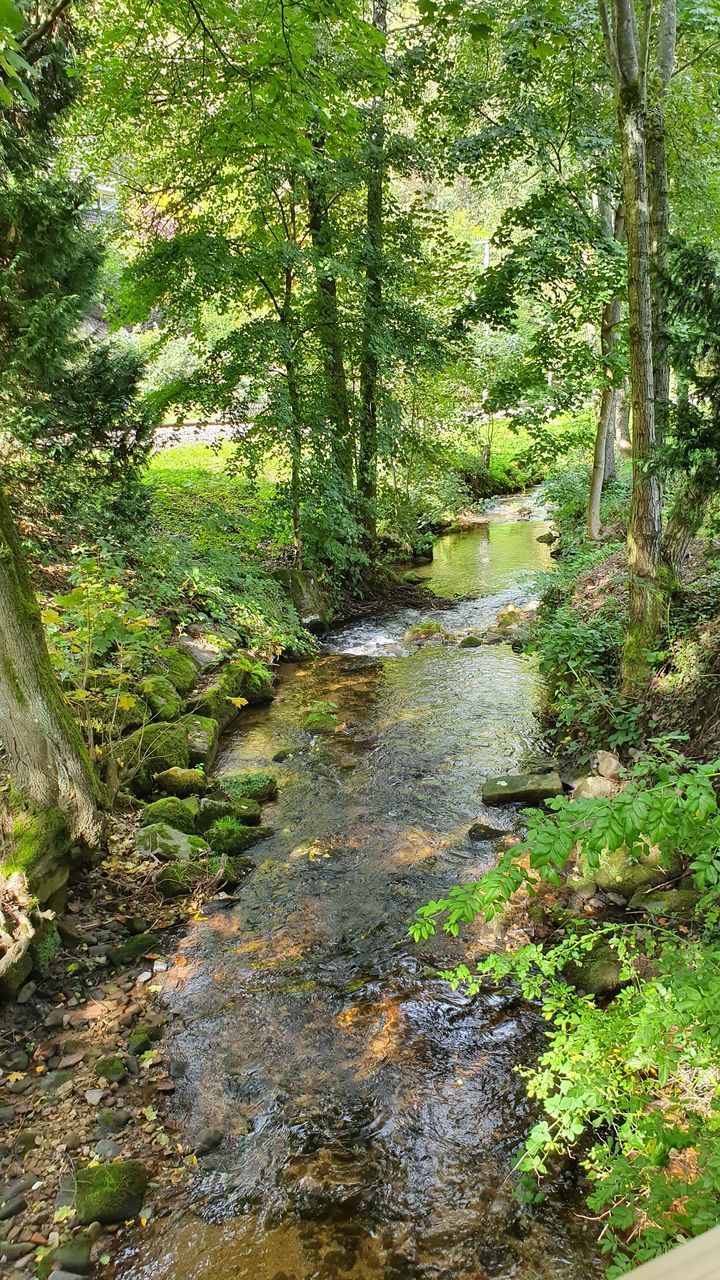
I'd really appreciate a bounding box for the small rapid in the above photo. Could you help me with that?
[113,494,603,1280]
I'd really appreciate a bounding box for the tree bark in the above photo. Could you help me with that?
[615,383,631,453]
[588,289,622,539]
[357,0,387,551]
[604,396,617,482]
[647,0,676,446]
[0,484,105,844]
[306,138,354,484]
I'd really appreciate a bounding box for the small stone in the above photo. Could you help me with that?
[468,820,508,841]
[0,1197,26,1222]
[63,1132,84,1152]
[95,1139,121,1159]
[595,749,623,781]
[16,982,36,1005]
[84,1089,105,1106]
[193,1128,224,1156]
[99,1107,132,1133]
[574,775,618,800]
[50,1235,93,1274]
[7,1079,31,1095]
[126,917,149,936]
[0,1107,15,1125]
[127,1026,152,1056]
[13,1130,39,1155]
[44,1007,66,1029]
[0,1241,36,1260]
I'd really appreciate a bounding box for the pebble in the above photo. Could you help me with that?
[94,1139,121,1159]
[16,982,36,1005]
[194,1128,224,1156]
[63,1133,83,1152]
[0,1241,35,1260]
[44,1007,66,1029]
[0,1107,15,1125]
[7,1080,31,1095]
[2,1050,29,1072]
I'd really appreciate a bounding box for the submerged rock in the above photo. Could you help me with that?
[403,620,446,644]
[481,772,563,807]
[468,819,509,841]
[74,1160,148,1224]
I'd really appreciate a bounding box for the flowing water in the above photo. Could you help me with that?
[114,496,603,1280]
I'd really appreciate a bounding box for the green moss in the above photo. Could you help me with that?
[141,797,197,834]
[3,653,27,706]
[93,1054,127,1083]
[136,823,209,862]
[192,654,274,729]
[138,673,184,721]
[404,620,445,641]
[107,931,157,966]
[30,921,61,974]
[206,816,273,855]
[154,646,198,695]
[155,860,205,899]
[115,721,190,797]
[153,767,208,798]
[207,854,254,887]
[75,1160,148,1224]
[5,807,69,877]
[220,770,278,803]
[197,795,261,832]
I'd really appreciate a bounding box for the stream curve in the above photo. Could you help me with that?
[114,495,603,1280]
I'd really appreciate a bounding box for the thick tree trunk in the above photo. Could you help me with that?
[0,485,105,844]
[306,140,353,484]
[357,0,388,552]
[619,102,663,688]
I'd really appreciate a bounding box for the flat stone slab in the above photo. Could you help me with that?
[481,771,563,807]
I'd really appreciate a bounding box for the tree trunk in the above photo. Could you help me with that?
[619,100,663,688]
[660,473,711,582]
[0,484,105,844]
[357,0,388,552]
[588,293,622,539]
[615,383,631,453]
[647,0,676,446]
[603,397,617,482]
[306,139,353,484]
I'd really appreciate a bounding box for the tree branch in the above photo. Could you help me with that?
[22,0,72,52]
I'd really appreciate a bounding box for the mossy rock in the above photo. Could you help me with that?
[206,817,273,856]
[220,770,278,803]
[402,570,425,585]
[2,807,71,906]
[135,823,210,863]
[579,844,680,897]
[155,860,205,899]
[565,941,626,997]
[75,1159,148,1224]
[458,633,483,648]
[482,772,563,807]
[274,567,331,628]
[192,654,274,730]
[108,931,157,966]
[154,647,198,696]
[179,714,220,770]
[114,722,190,798]
[302,709,338,733]
[93,1054,127,1084]
[138,674,184,721]
[403,620,445,642]
[627,887,700,917]
[207,854,255,888]
[141,797,197,835]
[198,796,261,833]
[30,921,61,975]
[153,767,209,798]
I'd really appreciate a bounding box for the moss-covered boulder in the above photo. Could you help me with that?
[206,817,273,856]
[138,674,184,721]
[114,722,190,797]
[458,633,482,648]
[75,1160,148,1224]
[578,844,679,898]
[220,770,278,803]
[481,772,563,807]
[155,861,205,899]
[136,823,209,863]
[179,714,220,770]
[192,654,274,730]
[565,941,625,997]
[108,931,157,966]
[404,620,445,643]
[153,767,208,798]
[141,797,197,835]
[198,796,261,833]
[154,646,198,696]
[627,886,700,917]
[302,703,338,733]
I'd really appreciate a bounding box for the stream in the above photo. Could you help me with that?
[114,495,604,1280]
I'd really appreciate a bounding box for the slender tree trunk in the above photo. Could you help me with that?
[0,485,105,844]
[647,0,676,446]
[604,396,617,482]
[619,101,663,687]
[357,0,387,552]
[306,138,353,484]
[616,383,631,452]
[280,265,303,569]
[588,292,622,539]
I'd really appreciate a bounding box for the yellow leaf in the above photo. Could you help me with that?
[228,696,249,708]
[117,694,136,711]
[7,1071,25,1083]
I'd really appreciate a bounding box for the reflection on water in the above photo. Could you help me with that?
[113,503,602,1280]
